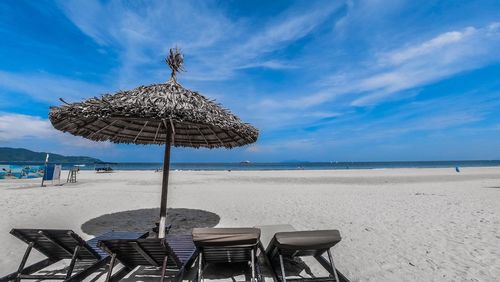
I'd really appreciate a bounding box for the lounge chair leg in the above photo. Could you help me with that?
[259,243,278,282]
[65,245,81,280]
[105,254,117,282]
[16,242,34,281]
[251,248,256,282]
[175,267,185,282]
[278,254,287,282]
[160,256,168,282]
[197,251,203,282]
[326,249,339,282]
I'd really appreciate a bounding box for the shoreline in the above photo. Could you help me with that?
[71,165,500,172]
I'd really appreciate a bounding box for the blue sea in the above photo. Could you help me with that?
[1,161,500,171]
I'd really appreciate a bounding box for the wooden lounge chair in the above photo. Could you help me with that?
[266,230,348,282]
[97,235,197,282]
[192,227,262,282]
[0,229,147,282]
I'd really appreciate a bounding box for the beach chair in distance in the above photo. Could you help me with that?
[98,235,197,282]
[192,228,262,282]
[266,230,347,282]
[0,229,147,282]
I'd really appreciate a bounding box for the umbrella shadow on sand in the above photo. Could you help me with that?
[81,208,220,236]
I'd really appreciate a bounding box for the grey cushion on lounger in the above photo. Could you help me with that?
[271,230,341,250]
[192,228,260,247]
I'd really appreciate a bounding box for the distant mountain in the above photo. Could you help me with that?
[0,147,102,163]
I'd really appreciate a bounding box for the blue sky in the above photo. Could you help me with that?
[1,0,500,162]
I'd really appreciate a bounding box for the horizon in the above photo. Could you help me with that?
[2,147,500,164]
[1,1,500,162]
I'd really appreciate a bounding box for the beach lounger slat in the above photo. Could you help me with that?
[18,274,67,280]
[9,229,97,260]
[166,235,197,265]
[98,235,197,281]
[37,231,76,258]
[131,241,161,266]
[201,246,254,263]
[1,229,147,281]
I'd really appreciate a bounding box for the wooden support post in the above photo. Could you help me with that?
[158,126,172,238]
[160,256,169,282]
[327,249,340,282]
[258,242,278,282]
[105,253,117,282]
[197,251,203,282]
[16,242,34,281]
[251,248,256,282]
[279,254,287,282]
[65,245,81,280]
[66,257,110,282]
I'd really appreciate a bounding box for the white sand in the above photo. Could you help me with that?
[1,167,500,281]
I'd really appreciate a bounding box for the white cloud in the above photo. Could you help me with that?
[237,60,297,70]
[57,0,341,83]
[231,4,338,57]
[0,113,111,149]
[246,144,261,153]
[56,0,237,86]
[384,27,476,65]
[0,113,53,141]
[246,138,318,154]
[0,71,106,103]
[260,22,500,110]
[351,23,500,106]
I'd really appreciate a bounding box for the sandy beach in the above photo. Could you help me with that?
[0,167,499,281]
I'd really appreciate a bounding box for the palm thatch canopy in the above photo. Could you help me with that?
[49,49,258,148]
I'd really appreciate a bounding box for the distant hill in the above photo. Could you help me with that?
[0,147,102,163]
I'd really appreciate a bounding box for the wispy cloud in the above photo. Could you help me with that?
[236,60,297,70]
[382,27,477,65]
[57,0,341,83]
[0,71,106,103]
[0,113,111,149]
[0,113,54,141]
[258,22,500,111]
[351,23,500,106]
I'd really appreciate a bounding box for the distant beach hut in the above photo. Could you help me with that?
[49,48,258,238]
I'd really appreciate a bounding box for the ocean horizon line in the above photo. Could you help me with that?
[2,160,500,171]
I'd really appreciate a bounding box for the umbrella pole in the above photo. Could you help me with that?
[159,130,172,238]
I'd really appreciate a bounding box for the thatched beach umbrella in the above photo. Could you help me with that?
[49,48,259,238]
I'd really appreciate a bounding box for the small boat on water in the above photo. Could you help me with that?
[240,160,251,165]
[95,163,115,173]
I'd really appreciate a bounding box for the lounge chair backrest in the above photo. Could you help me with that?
[192,228,260,264]
[265,230,344,282]
[267,230,341,257]
[10,229,101,260]
[98,238,182,269]
[192,228,261,247]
